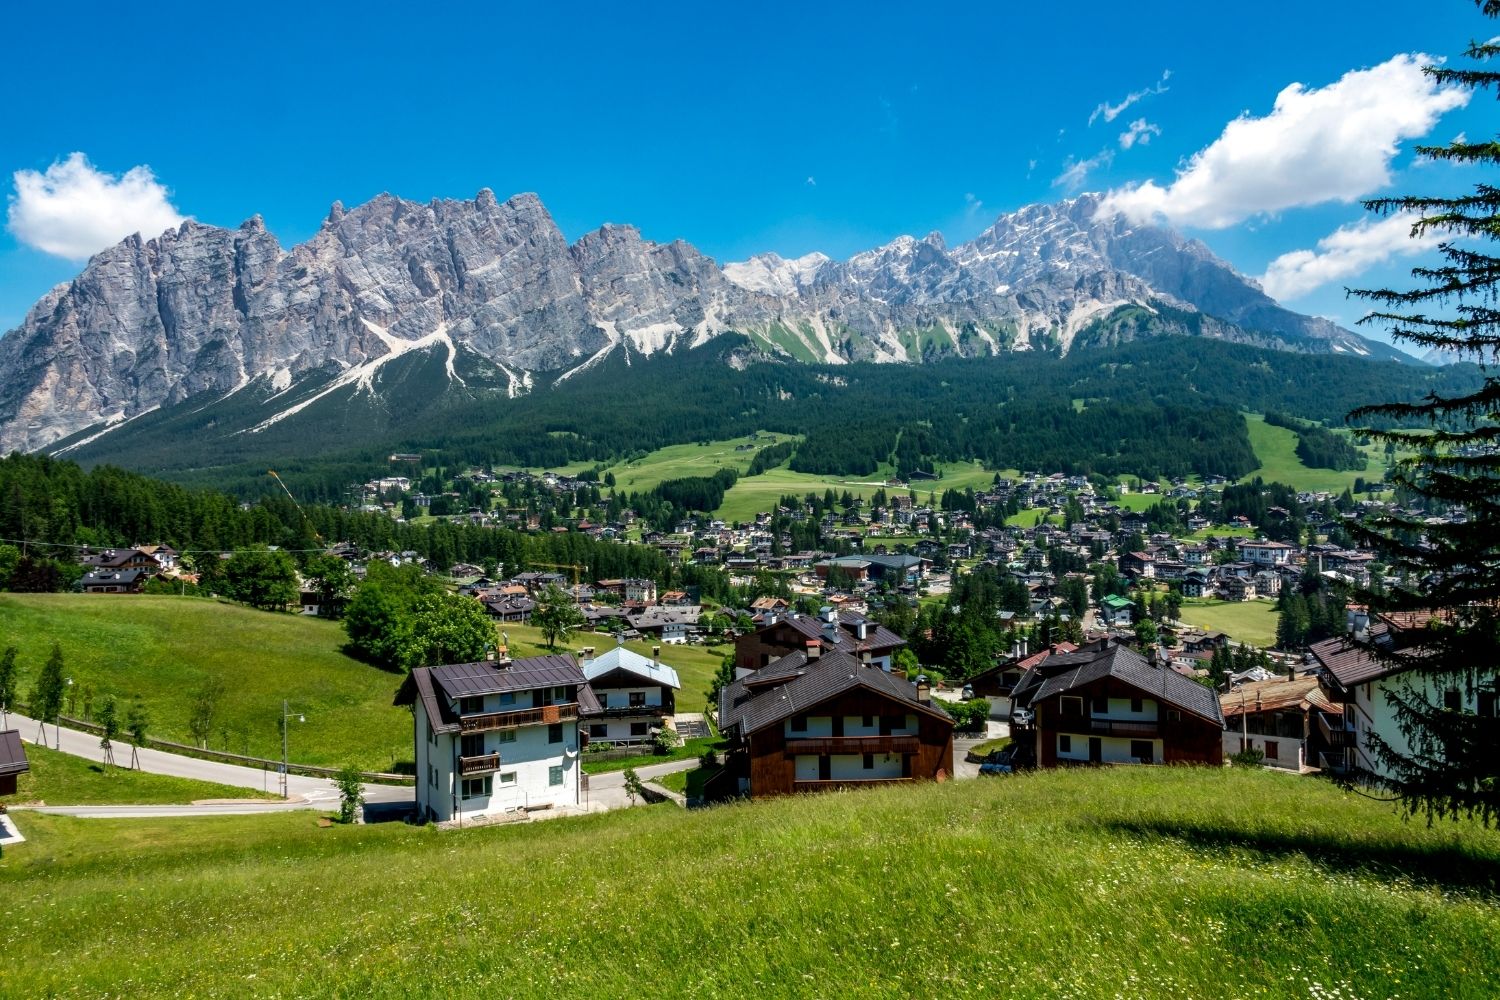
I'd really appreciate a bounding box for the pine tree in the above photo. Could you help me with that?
[1346,3,1500,825]
[30,643,66,746]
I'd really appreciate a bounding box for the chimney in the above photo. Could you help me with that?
[1347,605,1370,640]
[652,645,661,666]
[855,620,869,641]
[915,675,931,704]
[806,639,821,661]
[821,605,836,624]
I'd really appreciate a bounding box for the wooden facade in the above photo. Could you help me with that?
[736,688,953,797]
[1031,675,1223,767]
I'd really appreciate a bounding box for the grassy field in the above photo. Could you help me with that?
[602,432,796,494]
[0,743,279,806]
[1177,598,1280,648]
[0,594,411,772]
[717,461,1002,524]
[1242,413,1380,494]
[1005,506,1049,527]
[2,768,1496,997]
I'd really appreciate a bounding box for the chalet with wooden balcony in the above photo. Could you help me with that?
[580,644,681,746]
[397,654,600,824]
[1011,639,1224,767]
[1309,608,1498,782]
[734,607,907,675]
[1219,675,1346,773]
[718,648,954,797]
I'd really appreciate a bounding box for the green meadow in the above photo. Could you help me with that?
[1,767,1495,998]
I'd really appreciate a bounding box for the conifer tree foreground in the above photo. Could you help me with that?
[1348,0,1500,825]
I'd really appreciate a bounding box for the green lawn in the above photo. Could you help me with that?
[0,594,411,772]
[1242,413,1380,493]
[1183,525,1257,541]
[1005,506,1049,527]
[2,768,1496,997]
[602,432,796,495]
[655,762,721,797]
[580,735,720,775]
[499,622,723,714]
[1,743,279,806]
[1177,598,1280,648]
[717,461,1003,524]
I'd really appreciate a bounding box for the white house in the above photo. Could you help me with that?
[1310,609,1497,779]
[399,654,600,824]
[581,644,683,745]
[1237,539,1297,567]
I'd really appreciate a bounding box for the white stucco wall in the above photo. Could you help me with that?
[1056,733,1162,764]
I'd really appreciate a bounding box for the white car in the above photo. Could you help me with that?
[1010,707,1034,727]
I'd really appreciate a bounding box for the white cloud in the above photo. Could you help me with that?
[964,192,984,215]
[7,152,186,259]
[1089,70,1171,126]
[1118,118,1161,149]
[805,176,816,186]
[1053,150,1114,192]
[1097,54,1468,229]
[1260,212,1438,300]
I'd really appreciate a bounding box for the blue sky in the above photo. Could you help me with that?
[1,2,1490,345]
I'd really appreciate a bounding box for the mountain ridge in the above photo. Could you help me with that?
[0,189,1407,455]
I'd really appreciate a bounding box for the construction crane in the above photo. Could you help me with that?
[268,470,323,543]
[529,561,586,586]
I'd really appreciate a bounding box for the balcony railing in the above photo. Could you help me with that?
[1316,712,1354,747]
[784,736,921,756]
[459,753,500,775]
[459,703,578,733]
[1056,717,1160,738]
[793,777,913,793]
[597,704,669,719]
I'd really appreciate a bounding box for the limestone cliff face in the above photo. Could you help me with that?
[0,189,1397,454]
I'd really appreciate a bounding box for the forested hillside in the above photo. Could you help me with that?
[61,336,1478,501]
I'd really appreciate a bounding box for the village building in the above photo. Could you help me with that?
[718,649,954,797]
[734,608,906,674]
[0,729,29,796]
[580,645,681,746]
[1010,639,1225,767]
[1219,675,1346,772]
[397,654,598,824]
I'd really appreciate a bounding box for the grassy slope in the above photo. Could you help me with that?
[717,461,1000,524]
[2,768,1497,997]
[0,743,279,806]
[602,432,795,495]
[1242,413,1378,493]
[0,594,410,771]
[1177,598,1280,648]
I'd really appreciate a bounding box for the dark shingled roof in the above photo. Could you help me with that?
[1012,640,1224,725]
[430,655,585,699]
[719,651,952,737]
[762,613,907,656]
[1308,625,1401,688]
[0,729,29,777]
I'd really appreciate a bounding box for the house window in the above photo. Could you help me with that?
[629,691,647,707]
[1444,689,1462,712]
[549,765,564,787]
[460,734,485,758]
[863,753,875,770]
[589,724,608,738]
[1130,740,1153,763]
[1059,735,1072,754]
[499,692,516,707]
[459,696,484,714]
[791,715,808,733]
[1480,692,1496,718]
[1091,696,1107,715]
[461,776,491,799]
[597,693,609,708]
[1264,741,1279,760]
[499,771,516,784]
[1166,710,1181,723]
[862,715,873,728]
[1130,697,1144,714]
[548,723,564,744]
[1061,696,1084,717]
[551,686,571,703]
[498,729,517,744]
[630,721,649,737]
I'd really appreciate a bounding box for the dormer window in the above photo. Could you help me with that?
[459,696,484,714]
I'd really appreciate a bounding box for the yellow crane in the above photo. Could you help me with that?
[529,562,585,586]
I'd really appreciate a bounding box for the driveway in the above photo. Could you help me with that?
[4,710,413,810]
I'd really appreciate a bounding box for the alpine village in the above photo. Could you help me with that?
[0,4,1497,997]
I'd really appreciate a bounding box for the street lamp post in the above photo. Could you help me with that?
[280,699,305,799]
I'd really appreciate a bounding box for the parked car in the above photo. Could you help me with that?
[960,684,975,701]
[1010,707,1034,727]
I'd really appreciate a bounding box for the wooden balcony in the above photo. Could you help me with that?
[793,777,913,793]
[459,703,578,733]
[598,704,668,719]
[459,753,500,775]
[1316,711,1354,747]
[784,736,921,756]
[1057,717,1160,738]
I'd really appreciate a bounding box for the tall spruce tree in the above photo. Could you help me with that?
[1347,2,1500,825]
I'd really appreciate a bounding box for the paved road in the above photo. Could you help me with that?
[584,757,700,811]
[4,710,413,810]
